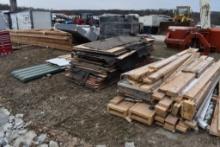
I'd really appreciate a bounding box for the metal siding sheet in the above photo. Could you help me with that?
[11,64,64,82]
[16,11,32,30]
[32,11,52,29]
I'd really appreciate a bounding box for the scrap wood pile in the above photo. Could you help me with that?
[107,48,220,136]
[67,36,153,90]
[9,29,73,51]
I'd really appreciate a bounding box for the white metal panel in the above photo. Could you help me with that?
[139,15,169,27]
[10,13,18,29]
[16,11,32,30]
[0,13,8,30]
[32,11,52,29]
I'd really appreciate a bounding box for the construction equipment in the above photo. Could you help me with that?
[165,0,220,54]
[174,6,192,24]
[159,6,193,34]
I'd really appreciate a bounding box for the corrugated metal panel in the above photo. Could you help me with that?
[11,64,64,82]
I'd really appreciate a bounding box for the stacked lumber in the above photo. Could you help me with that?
[9,29,73,51]
[108,48,220,135]
[118,48,197,102]
[67,36,153,90]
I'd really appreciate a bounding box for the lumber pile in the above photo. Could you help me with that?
[108,48,220,135]
[9,29,73,51]
[67,36,153,90]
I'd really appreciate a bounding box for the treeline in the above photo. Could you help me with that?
[0,3,220,25]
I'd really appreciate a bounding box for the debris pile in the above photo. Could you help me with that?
[0,107,60,147]
[107,48,220,135]
[67,36,153,90]
[99,14,140,39]
[9,29,73,51]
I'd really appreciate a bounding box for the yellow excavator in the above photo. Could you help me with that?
[159,6,193,34]
[173,6,193,23]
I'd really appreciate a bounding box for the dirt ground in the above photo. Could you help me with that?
[1,42,220,147]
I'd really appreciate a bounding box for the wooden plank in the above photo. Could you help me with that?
[164,123,176,132]
[209,99,220,137]
[165,114,179,126]
[142,77,154,84]
[158,97,173,108]
[148,55,177,70]
[139,80,163,92]
[148,53,191,81]
[160,72,195,97]
[218,99,220,132]
[171,102,182,116]
[122,64,152,82]
[129,103,155,125]
[109,96,124,105]
[107,101,135,118]
[155,115,165,123]
[155,105,168,117]
[196,57,214,77]
[160,52,200,87]
[152,90,165,101]
[184,120,198,129]
[181,100,196,120]
[184,61,220,99]
[183,59,203,73]
[176,121,189,133]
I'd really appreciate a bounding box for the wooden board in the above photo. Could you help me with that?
[184,61,220,99]
[107,101,135,118]
[155,115,165,123]
[218,99,220,132]
[152,90,165,101]
[165,114,179,126]
[181,100,196,120]
[209,99,220,137]
[164,123,176,132]
[158,97,173,108]
[160,72,195,97]
[171,102,182,116]
[109,96,124,105]
[155,105,168,117]
[176,121,189,133]
[148,53,191,81]
[129,103,155,125]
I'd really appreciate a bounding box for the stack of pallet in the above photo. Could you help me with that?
[0,31,12,56]
[9,29,73,51]
[108,48,220,135]
[67,36,153,90]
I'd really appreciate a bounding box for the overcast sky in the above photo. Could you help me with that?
[0,0,219,11]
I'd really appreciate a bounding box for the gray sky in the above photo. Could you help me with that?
[0,0,219,11]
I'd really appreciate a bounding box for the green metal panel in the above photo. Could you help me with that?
[11,64,64,82]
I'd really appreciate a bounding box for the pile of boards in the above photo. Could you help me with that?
[67,36,153,90]
[9,29,73,51]
[107,48,220,136]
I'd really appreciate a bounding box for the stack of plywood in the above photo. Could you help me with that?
[67,36,153,90]
[108,48,220,135]
[9,29,73,51]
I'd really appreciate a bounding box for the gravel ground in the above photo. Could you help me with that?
[1,43,220,146]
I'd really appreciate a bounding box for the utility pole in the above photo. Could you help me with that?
[9,0,17,12]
